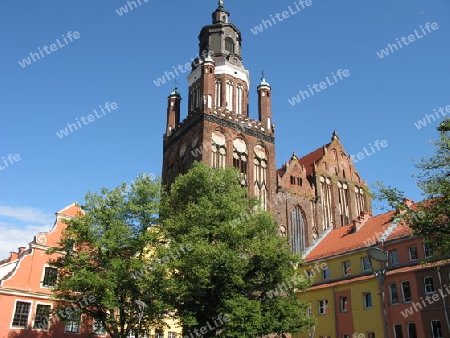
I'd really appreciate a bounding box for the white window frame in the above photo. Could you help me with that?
[363,292,372,309]
[430,320,443,338]
[318,299,328,315]
[424,276,435,294]
[41,265,58,288]
[322,266,330,280]
[362,257,372,271]
[32,302,52,331]
[342,261,351,276]
[389,250,399,266]
[393,324,403,338]
[10,299,32,329]
[401,281,413,303]
[408,245,419,261]
[389,283,399,305]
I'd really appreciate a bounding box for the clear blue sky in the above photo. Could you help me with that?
[0,0,449,257]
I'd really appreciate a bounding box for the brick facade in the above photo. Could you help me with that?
[161,2,372,254]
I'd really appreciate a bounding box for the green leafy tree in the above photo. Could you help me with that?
[48,174,169,338]
[158,162,314,337]
[374,118,450,254]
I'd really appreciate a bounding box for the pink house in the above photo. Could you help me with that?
[0,204,106,338]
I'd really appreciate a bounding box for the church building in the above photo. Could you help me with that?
[162,1,371,254]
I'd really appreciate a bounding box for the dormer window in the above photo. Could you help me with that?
[225,37,235,54]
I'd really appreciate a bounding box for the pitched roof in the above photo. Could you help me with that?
[304,210,397,262]
[297,145,326,177]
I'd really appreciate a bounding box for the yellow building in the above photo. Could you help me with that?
[294,212,395,338]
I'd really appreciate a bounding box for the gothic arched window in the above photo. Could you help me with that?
[233,138,248,186]
[226,81,233,111]
[355,186,365,216]
[212,131,226,169]
[236,84,243,115]
[215,81,222,108]
[320,176,333,230]
[225,37,235,54]
[290,206,306,253]
[254,144,268,210]
[338,181,350,225]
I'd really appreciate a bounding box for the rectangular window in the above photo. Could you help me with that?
[424,277,435,294]
[407,322,418,338]
[389,283,399,304]
[342,261,351,276]
[93,318,106,335]
[423,243,433,258]
[318,300,328,315]
[362,257,372,271]
[402,281,413,302]
[430,320,442,338]
[168,333,177,338]
[42,267,58,287]
[408,245,419,261]
[363,293,372,309]
[343,335,350,338]
[389,250,399,266]
[340,296,348,312]
[12,301,31,328]
[368,333,376,338]
[155,331,164,338]
[394,324,404,338]
[322,266,330,280]
[64,313,80,333]
[33,304,51,330]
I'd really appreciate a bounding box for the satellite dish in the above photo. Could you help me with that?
[135,300,147,308]
[368,248,388,262]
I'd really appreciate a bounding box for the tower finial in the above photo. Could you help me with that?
[218,0,224,9]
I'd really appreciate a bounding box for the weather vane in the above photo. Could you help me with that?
[261,70,265,79]
[219,0,224,9]
[173,79,179,89]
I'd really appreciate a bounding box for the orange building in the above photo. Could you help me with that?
[0,204,104,337]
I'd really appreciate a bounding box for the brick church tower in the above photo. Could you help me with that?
[161,1,372,253]
[162,0,276,210]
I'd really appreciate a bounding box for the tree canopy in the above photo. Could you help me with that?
[158,162,314,337]
[49,174,168,338]
[374,118,450,255]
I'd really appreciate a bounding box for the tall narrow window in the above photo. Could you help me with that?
[320,177,333,229]
[233,138,248,186]
[355,186,365,215]
[430,320,442,338]
[236,84,243,114]
[289,206,306,253]
[225,37,235,53]
[212,131,226,169]
[338,182,350,225]
[401,281,412,302]
[394,324,404,338]
[254,145,268,209]
[407,323,417,338]
[389,283,399,304]
[226,81,233,111]
[215,81,222,108]
[42,266,57,287]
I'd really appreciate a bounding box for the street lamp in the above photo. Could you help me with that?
[367,247,389,338]
[135,299,147,338]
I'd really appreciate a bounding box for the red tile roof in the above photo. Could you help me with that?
[297,146,326,177]
[305,211,397,262]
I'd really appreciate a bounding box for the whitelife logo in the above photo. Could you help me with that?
[376,22,439,59]
[288,69,350,106]
[56,102,118,139]
[18,31,81,68]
